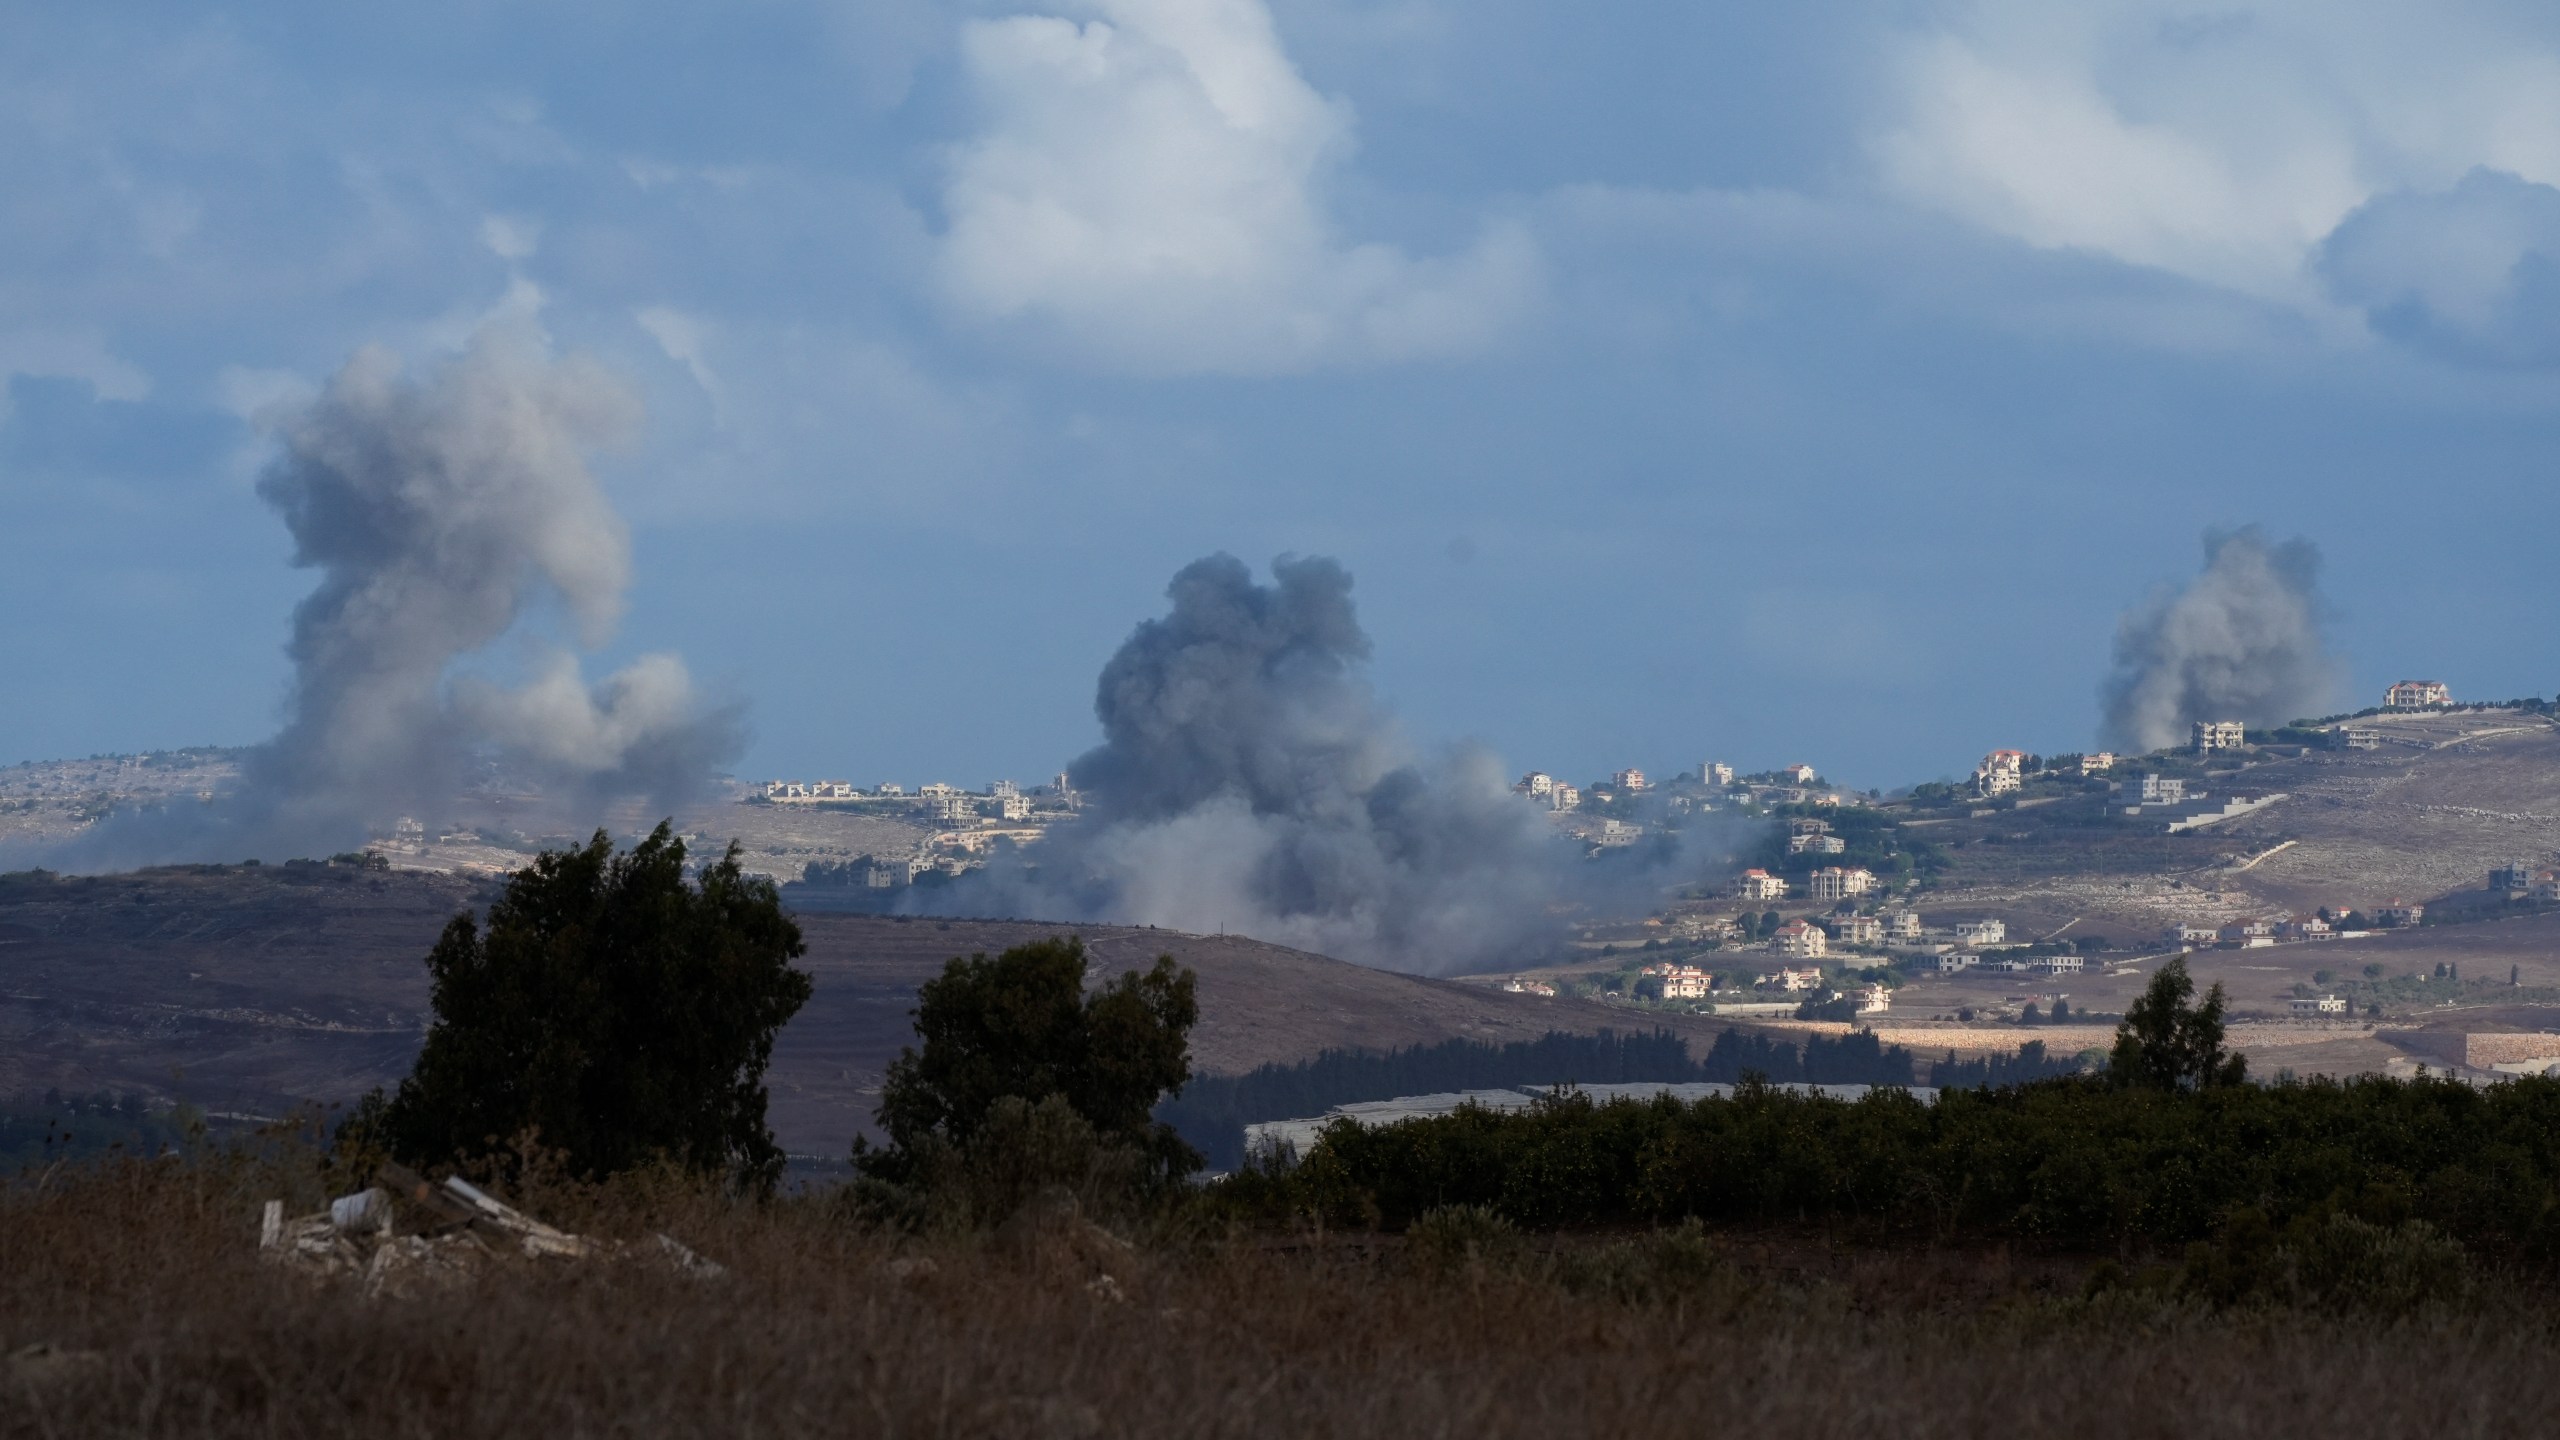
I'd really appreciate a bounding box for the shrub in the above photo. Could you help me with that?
[1405,1203,1524,1278]
[366,823,811,1192]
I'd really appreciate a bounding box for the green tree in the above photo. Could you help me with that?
[2108,956,2247,1091]
[861,936,1201,1188]
[374,822,811,1191]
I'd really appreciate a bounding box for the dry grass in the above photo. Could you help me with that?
[7,1155,2560,1439]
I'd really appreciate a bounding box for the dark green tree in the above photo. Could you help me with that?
[375,822,811,1191]
[860,936,1200,1186]
[2108,956,2246,1091]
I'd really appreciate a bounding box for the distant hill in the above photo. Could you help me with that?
[0,864,1749,1161]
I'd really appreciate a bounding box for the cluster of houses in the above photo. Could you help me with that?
[1514,760,1830,815]
[761,774,1075,823]
[1634,959,1890,1013]
[1737,864,1879,902]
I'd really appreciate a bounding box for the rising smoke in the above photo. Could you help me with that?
[36,317,738,870]
[2099,527,2345,754]
[921,554,1598,974]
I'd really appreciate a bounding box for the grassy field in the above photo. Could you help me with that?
[7,1151,2560,1439]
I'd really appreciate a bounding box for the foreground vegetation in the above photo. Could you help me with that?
[10,1148,2560,1439]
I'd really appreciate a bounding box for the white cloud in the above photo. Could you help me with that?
[1874,3,2560,312]
[0,327,151,426]
[934,0,1536,374]
[634,305,726,417]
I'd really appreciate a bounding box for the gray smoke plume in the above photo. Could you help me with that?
[2099,527,2345,754]
[924,554,1587,974]
[35,317,739,870]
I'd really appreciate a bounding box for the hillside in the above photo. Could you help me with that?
[0,864,1743,1160]
[1910,708,2560,944]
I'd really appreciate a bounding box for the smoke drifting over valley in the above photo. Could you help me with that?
[2100,527,2345,754]
[32,318,738,870]
[922,554,1630,974]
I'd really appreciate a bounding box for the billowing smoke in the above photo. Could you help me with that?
[2099,527,2345,754]
[37,318,738,869]
[925,554,1587,974]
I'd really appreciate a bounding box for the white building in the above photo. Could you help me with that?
[2386,680,2452,709]
[2121,774,2187,807]
[996,792,1032,821]
[2031,954,2084,974]
[918,782,958,798]
[1787,832,1847,855]
[1807,866,1877,901]
[1953,918,2006,946]
[1975,749,2025,796]
[1884,911,1926,943]
[1781,763,1819,784]
[1516,771,1555,797]
[2289,994,2350,1016]
[1738,869,1789,901]
[2192,721,2246,754]
[2162,923,2220,948]
[2080,752,2116,775]
[1704,762,1735,786]
[1551,784,1582,811]
[1760,963,1825,990]
[1772,920,1829,958]
[1828,914,1884,946]
[1612,768,1648,792]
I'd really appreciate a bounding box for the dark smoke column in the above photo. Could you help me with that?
[2099,527,2345,754]
[953,554,1569,975]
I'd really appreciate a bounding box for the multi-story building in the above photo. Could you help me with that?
[1781,763,1819,784]
[1953,918,2007,946]
[1550,784,1581,811]
[1975,750,2026,796]
[2192,721,2246,754]
[996,792,1032,821]
[2162,923,2220,948]
[1827,914,1885,946]
[1703,762,1735,786]
[2289,994,2349,1016]
[1883,911,1926,943]
[2535,871,2560,905]
[2278,916,2334,941]
[1772,919,1829,958]
[1612,768,1648,792]
[2218,918,2278,947]
[1760,963,1825,990]
[2120,773,2187,807]
[2377,901,2426,927]
[2031,953,2084,974]
[2386,680,2452,709]
[2490,861,2542,896]
[1787,832,1847,856]
[2080,752,2116,774]
[1738,869,1789,901]
[1807,866,1877,901]
[1515,771,1555,797]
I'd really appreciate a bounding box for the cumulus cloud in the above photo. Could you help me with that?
[1875,2,2560,312]
[35,315,740,869]
[2099,526,2345,754]
[2318,168,2560,366]
[935,0,1536,373]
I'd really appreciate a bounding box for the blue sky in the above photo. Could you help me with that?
[6,0,2559,794]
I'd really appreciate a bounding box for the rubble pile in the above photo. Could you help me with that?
[258,1162,722,1298]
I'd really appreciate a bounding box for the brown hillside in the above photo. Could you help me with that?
[0,867,1740,1160]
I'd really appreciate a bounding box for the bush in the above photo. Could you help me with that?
[365,823,811,1192]
[1405,1203,1524,1278]
[858,1094,1155,1233]
[857,938,1201,1222]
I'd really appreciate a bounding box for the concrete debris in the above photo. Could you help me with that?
[258,1162,723,1297]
